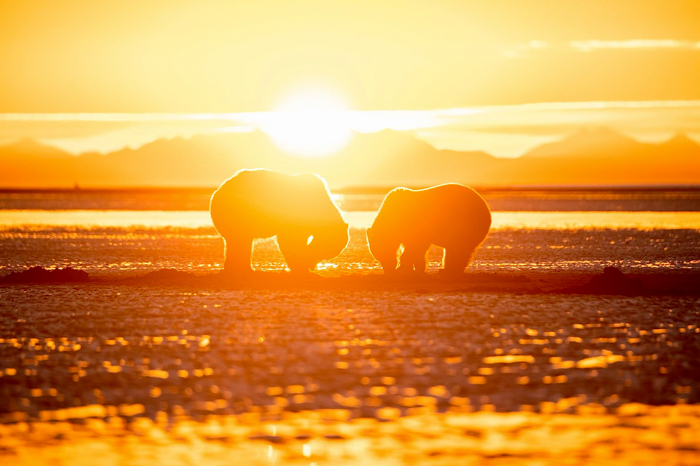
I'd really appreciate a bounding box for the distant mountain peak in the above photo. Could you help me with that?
[657,132,700,157]
[7,137,43,148]
[1,137,67,155]
[663,132,698,146]
[523,127,641,158]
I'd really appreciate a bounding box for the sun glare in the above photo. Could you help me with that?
[262,90,353,158]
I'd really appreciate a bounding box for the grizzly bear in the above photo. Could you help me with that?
[367,183,491,275]
[210,169,349,274]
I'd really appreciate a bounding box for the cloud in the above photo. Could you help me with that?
[501,40,549,58]
[502,39,700,58]
[571,40,700,52]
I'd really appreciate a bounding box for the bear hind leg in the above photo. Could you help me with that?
[277,233,312,273]
[399,243,430,273]
[442,246,475,276]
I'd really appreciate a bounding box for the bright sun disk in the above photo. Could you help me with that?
[263,90,353,158]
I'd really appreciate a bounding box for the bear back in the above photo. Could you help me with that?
[210,169,345,238]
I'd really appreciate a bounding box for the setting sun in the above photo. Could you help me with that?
[262,90,353,157]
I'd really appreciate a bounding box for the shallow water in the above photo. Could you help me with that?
[3,209,700,230]
[3,189,700,212]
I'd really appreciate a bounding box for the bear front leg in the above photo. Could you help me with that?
[277,233,312,273]
[222,236,254,275]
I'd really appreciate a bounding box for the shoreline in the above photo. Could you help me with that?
[3,267,700,296]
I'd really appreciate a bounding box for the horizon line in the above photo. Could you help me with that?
[2,183,700,193]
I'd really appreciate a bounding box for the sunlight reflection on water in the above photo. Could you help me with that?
[2,405,700,465]
[2,209,700,230]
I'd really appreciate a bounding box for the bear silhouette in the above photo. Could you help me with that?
[367,183,491,275]
[210,169,349,274]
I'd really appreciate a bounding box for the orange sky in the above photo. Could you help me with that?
[1,0,699,113]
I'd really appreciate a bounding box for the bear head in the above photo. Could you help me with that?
[366,225,401,274]
[306,222,350,271]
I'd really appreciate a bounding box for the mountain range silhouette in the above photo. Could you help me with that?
[1,128,699,188]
